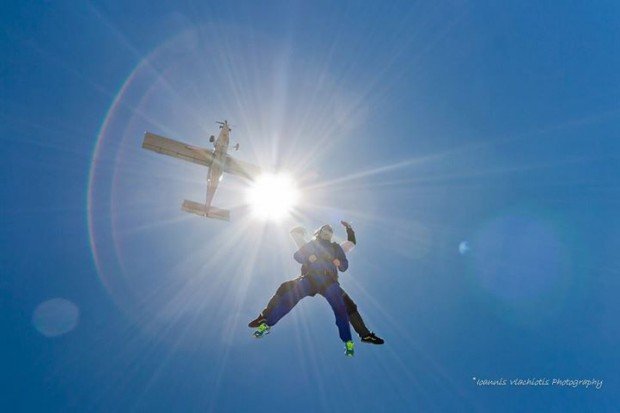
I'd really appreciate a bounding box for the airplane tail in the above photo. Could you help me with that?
[181,200,230,221]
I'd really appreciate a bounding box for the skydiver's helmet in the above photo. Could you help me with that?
[314,224,334,242]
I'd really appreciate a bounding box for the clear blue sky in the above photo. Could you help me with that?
[2,1,620,411]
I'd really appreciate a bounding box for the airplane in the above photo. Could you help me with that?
[142,120,261,221]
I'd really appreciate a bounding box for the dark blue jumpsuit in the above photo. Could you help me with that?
[264,239,352,342]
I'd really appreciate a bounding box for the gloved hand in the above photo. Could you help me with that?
[290,226,307,236]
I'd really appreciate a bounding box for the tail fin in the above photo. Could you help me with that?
[181,200,230,221]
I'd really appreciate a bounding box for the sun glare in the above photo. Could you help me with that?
[246,173,300,221]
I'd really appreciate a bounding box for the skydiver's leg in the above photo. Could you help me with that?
[267,277,303,313]
[342,292,385,344]
[342,292,372,338]
[249,277,301,327]
[321,283,352,343]
[264,277,314,327]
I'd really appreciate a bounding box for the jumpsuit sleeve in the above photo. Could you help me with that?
[334,244,348,272]
[346,226,356,245]
[294,242,311,264]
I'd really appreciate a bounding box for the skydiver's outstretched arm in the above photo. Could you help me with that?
[341,220,356,245]
[333,243,348,272]
[340,221,356,253]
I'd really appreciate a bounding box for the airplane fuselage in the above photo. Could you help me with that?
[205,122,231,208]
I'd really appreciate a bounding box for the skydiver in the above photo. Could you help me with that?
[249,221,384,345]
[251,224,355,356]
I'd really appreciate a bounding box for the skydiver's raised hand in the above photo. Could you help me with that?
[290,226,307,237]
[341,220,356,246]
[333,259,341,267]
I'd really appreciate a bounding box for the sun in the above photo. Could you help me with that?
[246,173,300,221]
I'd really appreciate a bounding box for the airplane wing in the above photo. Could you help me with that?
[142,132,214,167]
[223,155,261,180]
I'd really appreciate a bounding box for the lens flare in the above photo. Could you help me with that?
[246,173,299,221]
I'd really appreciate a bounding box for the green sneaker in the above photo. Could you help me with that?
[344,340,355,357]
[253,322,270,339]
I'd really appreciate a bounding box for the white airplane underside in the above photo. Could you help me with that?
[141,121,260,221]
